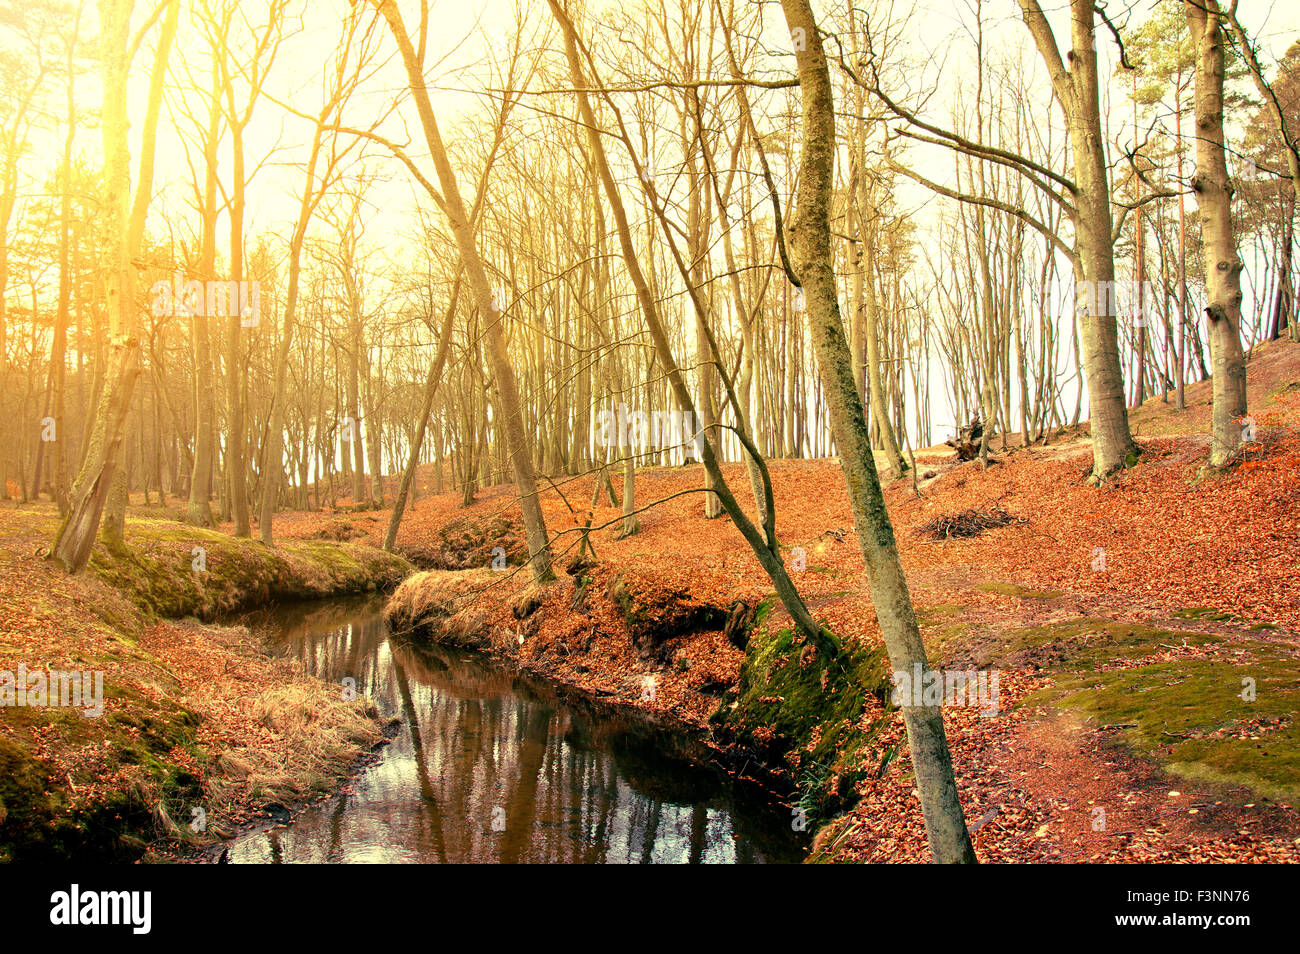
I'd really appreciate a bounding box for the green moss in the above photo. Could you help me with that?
[1045,650,1300,801]
[1174,606,1239,623]
[752,597,776,630]
[944,617,1219,672]
[995,618,1300,803]
[89,519,410,619]
[924,623,971,665]
[0,734,62,862]
[918,603,965,620]
[711,625,890,823]
[975,582,1063,600]
[0,684,204,862]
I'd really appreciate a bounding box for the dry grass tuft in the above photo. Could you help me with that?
[384,568,505,647]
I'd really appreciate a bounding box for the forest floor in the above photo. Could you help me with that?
[364,335,1300,863]
[4,338,1298,863]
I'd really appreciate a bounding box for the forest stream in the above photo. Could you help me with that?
[224,593,808,863]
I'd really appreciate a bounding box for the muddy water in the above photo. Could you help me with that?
[227,594,806,864]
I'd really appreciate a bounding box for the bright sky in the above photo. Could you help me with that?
[7,0,1299,448]
[48,0,1297,280]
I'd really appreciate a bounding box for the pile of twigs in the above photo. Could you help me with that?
[920,505,1025,540]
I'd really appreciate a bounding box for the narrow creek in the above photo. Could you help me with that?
[226,593,808,863]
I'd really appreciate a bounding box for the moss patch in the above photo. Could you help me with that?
[1174,606,1239,623]
[982,619,1300,803]
[89,520,410,619]
[0,679,205,862]
[710,612,891,823]
[935,617,1220,671]
[918,603,965,620]
[974,582,1063,600]
[1047,647,1300,801]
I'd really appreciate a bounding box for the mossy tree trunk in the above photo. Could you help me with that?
[778,0,976,863]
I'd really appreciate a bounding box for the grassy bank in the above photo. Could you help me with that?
[0,509,410,862]
[89,518,410,618]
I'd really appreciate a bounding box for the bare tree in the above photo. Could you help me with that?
[259,4,370,546]
[54,0,179,572]
[372,0,555,583]
[778,0,976,864]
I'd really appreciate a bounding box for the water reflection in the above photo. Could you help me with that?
[227,594,805,864]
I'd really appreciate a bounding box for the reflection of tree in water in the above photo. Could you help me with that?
[231,600,805,863]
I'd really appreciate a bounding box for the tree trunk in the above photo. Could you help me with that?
[779,0,976,864]
[1188,0,1247,467]
[376,0,554,583]
[1270,198,1293,340]
[1018,0,1135,477]
[225,118,251,537]
[261,122,328,545]
[384,278,461,551]
[54,0,177,571]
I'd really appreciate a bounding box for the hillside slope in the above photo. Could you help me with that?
[368,337,1300,862]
